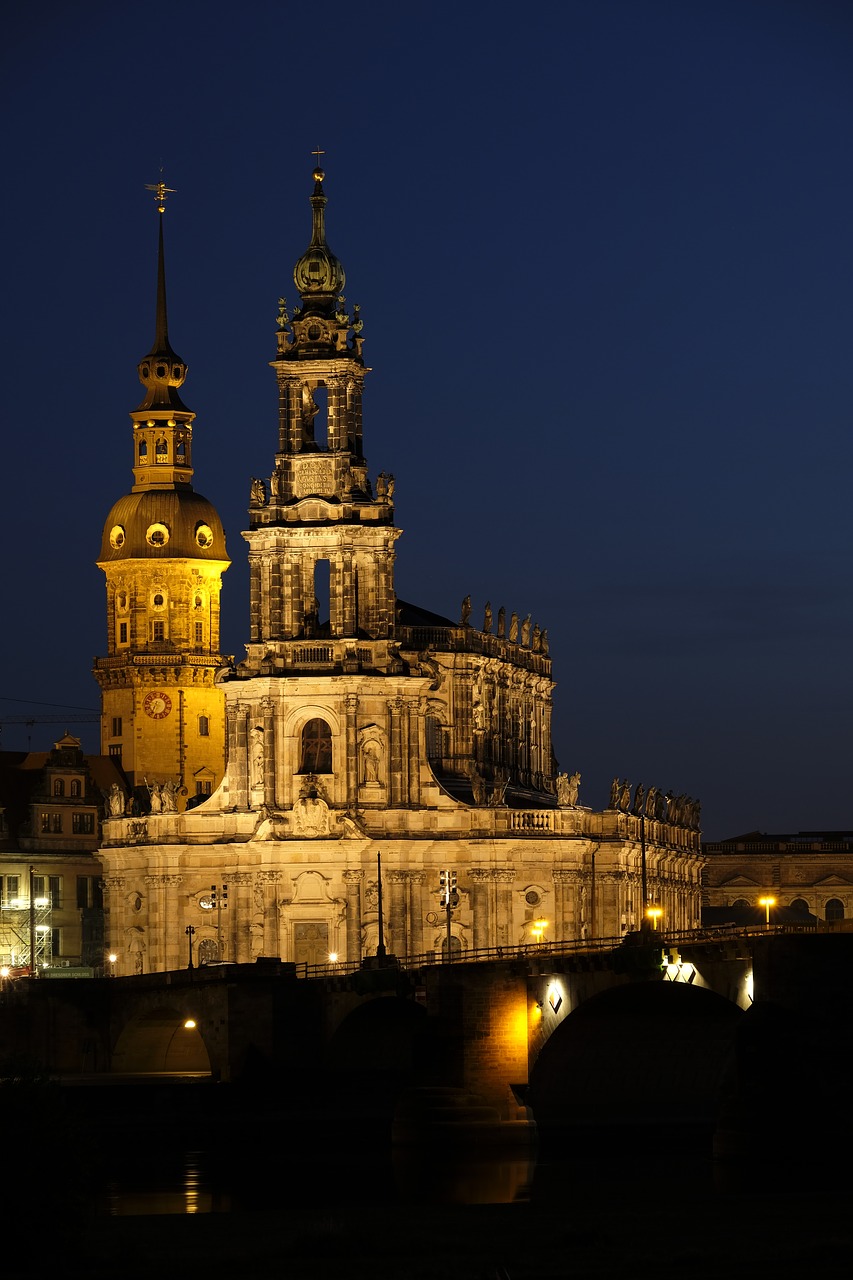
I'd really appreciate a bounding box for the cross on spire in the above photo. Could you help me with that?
[312,145,325,166]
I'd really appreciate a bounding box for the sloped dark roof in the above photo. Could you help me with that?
[395,598,456,627]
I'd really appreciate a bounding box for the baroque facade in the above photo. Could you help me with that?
[93,184,230,812]
[99,166,704,975]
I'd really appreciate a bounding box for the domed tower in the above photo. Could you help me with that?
[93,185,230,809]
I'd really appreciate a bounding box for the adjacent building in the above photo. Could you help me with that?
[703,830,853,925]
[0,734,120,971]
[98,166,705,975]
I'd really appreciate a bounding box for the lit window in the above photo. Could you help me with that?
[41,812,51,833]
[109,745,122,759]
[53,780,64,797]
[70,779,81,797]
[300,718,333,773]
[72,813,94,835]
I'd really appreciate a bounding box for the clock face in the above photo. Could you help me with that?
[143,691,172,720]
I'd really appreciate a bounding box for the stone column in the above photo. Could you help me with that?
[343,869,363,963]
[232,871,253,962]
[469,869,490,949]
[261,698,275,808]
[255,870,281,958]
[495,869,515,948]
[408,871,425,957]
[345,694,358,808]
[248,556,261,642]
[388,869,408,956]
[406,698,420,805]
[552,868,576,940]
[388,699,403,807]
[144,873,164,971]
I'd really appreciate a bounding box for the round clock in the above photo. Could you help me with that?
[143,691,172,719]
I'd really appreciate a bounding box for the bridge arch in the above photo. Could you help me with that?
[111,1005,212,1075]
[528,980,743,1145]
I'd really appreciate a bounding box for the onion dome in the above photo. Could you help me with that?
[292,167,346,314]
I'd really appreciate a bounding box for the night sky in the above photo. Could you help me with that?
[3,1,852,840]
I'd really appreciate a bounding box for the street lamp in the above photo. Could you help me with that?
[646,905,663,932]
[185,925,196,969]
[759,895,775,929]
[531,919,547,944]
[108,952,117,977]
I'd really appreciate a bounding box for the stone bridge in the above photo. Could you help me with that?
[2,929,849,1151]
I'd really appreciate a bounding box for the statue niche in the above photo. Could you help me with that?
[357,724,385,788]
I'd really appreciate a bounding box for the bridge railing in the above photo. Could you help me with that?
[291,920,816,981]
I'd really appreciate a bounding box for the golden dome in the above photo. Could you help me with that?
[98,488,229,564]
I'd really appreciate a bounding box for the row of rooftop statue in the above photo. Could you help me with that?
[460,596,549,654]
[609,777,701,829]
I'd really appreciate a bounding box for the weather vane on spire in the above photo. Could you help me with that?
[145,169,176,214]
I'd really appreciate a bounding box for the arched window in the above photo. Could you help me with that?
[300,718,332,773]
[441,935,463,959]
[53,780,64,797]
[731,898,750,909]
[70,779,81,797]
[197,938,222,966]
[138,440,147,459]
[825,898,845,922]
[790,897,810,916]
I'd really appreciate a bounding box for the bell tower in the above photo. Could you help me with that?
[241,161,398,665]
[93,183,230,809]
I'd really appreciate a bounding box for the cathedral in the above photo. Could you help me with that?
[98,166,704,974]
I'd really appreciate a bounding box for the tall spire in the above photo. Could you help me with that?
[136,180,188,413]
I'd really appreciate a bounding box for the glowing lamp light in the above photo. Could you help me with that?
[531,919,548,943]
[328,952,338,964]
[0,967,9,978]
[646,905,663,930]
[758,895,776,928]
[183,1019,197,1030]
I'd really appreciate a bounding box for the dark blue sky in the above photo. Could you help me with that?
[2,1,851,839]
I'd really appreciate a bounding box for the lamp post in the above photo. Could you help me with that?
[759,895,775,930]
[108,952,117,977]
[439,869,458,961]
[375,851,387,962]
[646,905,663,932]
[185,925,196,969]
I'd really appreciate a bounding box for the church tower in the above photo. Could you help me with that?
[243,160,395,654]
[93,185,230,810]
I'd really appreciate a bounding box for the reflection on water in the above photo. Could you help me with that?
[103,1150,228,1216]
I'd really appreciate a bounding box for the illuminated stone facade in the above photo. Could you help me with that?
[99,168,704,975]
[93,203,230,811]
[703,830,853,925]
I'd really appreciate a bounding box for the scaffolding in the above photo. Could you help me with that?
[0,898,53,973]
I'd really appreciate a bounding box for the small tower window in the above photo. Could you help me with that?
[118,622,128,644]
[111,717,122,737]
[198,715,209,737]
[195,622,204,644]
[300,718,333,773]
[70,779,81,797]
[53,780,64,797]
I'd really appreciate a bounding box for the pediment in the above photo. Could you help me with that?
[719,874,761,888]
[813,873,852,888]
